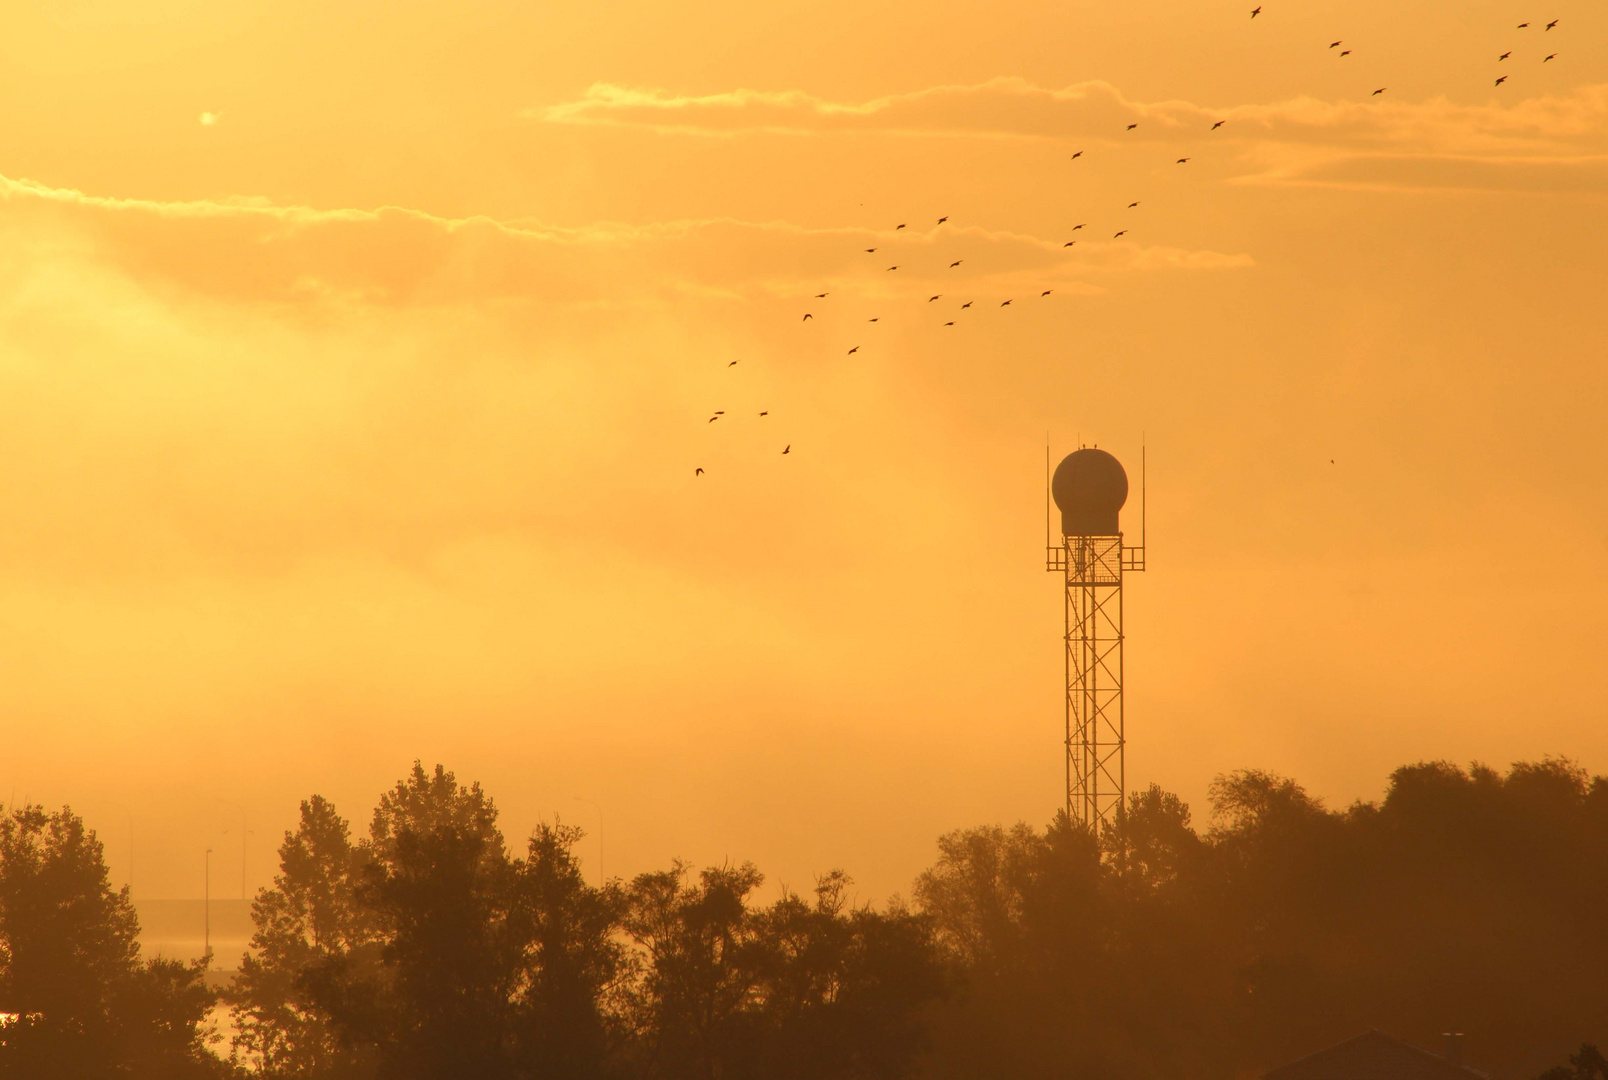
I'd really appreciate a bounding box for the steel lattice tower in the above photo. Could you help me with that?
[1046,447,1144,830]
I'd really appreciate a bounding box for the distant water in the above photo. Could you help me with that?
[135,899,254,970]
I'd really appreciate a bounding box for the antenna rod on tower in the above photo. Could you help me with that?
[1045,437,1052,551]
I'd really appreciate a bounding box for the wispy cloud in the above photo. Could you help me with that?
[0,174,1251,310]
[538,78,1608,149]
[533,79,1608,191]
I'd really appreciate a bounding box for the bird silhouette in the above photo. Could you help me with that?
[1545,52,1557,61]
[696,467,704,476]
[1212,120,1226,129]
[950,260,963,268]
[1177,157,1190,164]
[1073,224,1086,230]
[728,360,738,367]
[1372,87,1387,95]
[847,346,859,355]
[1063,241,1077,247]
[759,411,768,416]
[1330,40,1342,48]
[1518,22,1529,28]
[944,321,954,326]
[1128,201,1141,208]
[802,313,813,321]
[1127,123,1139,130]
[1498,51,1511,60]
[708,415,720,423]
[865,248,877,253]
[815,292,828,298]
[887,265,899,271]
[928,295,942,302]
[782,445,790,454]
[1340,49,1350,55]
[1251,6,1260,16]
[1546,19,1559,30]
[1041,290,1053,297]
[1072,151,1084,159]
[1329,459,1334,465]
[1114,230,1128,238]
[868,318,879,322]
[1495,75,1508,86]
[937,216,948,224]
[895,223,907,230]
[1000,299,1012,306]
[961,301,973,309]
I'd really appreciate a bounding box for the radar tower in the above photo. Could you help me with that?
[1045,445,1145,829]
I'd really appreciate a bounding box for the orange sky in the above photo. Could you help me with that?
[2,0,1606,903]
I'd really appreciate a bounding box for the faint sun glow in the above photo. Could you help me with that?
[199,111,219,127]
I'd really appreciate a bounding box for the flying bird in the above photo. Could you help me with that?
[1073,224,1086,230]
[728,360,739,367]
[929,295,942,302]
[1545,52,1557,61]
[887,265,899,271]
[944,321,954,326]
[868,317,879,322]
[815,292,828,298]
[847,346,859,355]
[1041,290,1053,297]
[1177,157,1190,164]
[1495,75,1508,86]
[1212,120,1225,129]
[696,468,704,476]
[950,260,963,268]
[1330,40,1342,48]
[1546,19,1559,30]
[1372,87,1387,95]
[1126,123,1138,130]
[759,411,768,416]
[1251,6,1260,16]
[961,301,973,309]
[937,216,948,224]
[1340,50,1350,56]
[1128,201,1141,208]
[782,445,790,454]
[1000,300,1012,307]
[864,248,876,253]
[1518,22,1529,27]
[1064,241,1077,247]
[708,415,720,423]
[1498,51,1511,60]
[1071,151,1084,159]
[1114,230,1128,238]
[802,313,813,321]
[895,223,907,230]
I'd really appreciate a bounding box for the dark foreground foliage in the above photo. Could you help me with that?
[226,764,944,1080]
[0,804,224,1079]
[915,759,1608,1080]
[2,757,1603,1080]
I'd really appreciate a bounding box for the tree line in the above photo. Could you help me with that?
[0,758,1602,1079]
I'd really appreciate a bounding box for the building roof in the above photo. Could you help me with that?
[1264,1030,1491,1080]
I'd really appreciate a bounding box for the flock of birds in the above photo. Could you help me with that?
[693,12,1567,478]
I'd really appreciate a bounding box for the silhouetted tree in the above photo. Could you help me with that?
[912,759,1608,1080]
[227,795,380,1078]
[0,804,222,1079]
[1538,1045,1608,1080]
[623,861,765,1080]
[235,766,635,1080]
[506,822,629,1080]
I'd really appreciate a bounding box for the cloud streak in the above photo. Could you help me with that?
[0,174,1250,310]
[535,79,1608,191]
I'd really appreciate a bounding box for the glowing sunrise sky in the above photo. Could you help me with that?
[2,0,1606,902]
